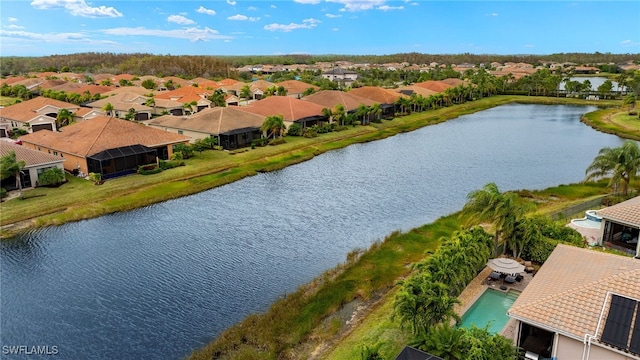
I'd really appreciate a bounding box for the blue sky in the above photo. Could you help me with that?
[1,0,639,57]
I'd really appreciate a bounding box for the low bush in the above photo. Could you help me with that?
[302,127,318,138]
[287,123,303,136]
[1,188,6,199]
[138,164,163,175]
[268,138,286,146]
[37,167,66,187]
[251,138,269,147]
[159,160,184,170]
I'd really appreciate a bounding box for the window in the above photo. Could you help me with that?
[178,130,184,135]
[53,151,58,156]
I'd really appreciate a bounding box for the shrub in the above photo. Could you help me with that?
[251,138,269,147]
[287,123,303,136]
[159,160,184,170]
[37,167,66,187]
[88,172,102,185]
[302,127,318,138]
[173,143,194,159]
[268,138,286,146]
[0,188,6,199]
[138,164,162,175]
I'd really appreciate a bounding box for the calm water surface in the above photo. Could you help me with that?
[0,104,624,359]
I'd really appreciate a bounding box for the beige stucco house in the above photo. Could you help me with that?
[508,244,640,360]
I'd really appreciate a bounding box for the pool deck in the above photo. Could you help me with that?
[455,265,534,342]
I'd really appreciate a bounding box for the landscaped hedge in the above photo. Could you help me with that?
[138,164,162,175]
[159,160,184,170]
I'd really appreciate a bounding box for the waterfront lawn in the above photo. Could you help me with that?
[582,107,640,140]
[0,96,18,106]
[0,96,622,238]
[188,214,461,360]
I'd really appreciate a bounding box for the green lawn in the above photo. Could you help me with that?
[0,96,18,106]
[0,95,622,238]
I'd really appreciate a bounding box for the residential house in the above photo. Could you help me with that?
[413,80,454,93]
[0,141,65,190]
[226,80,274,101]
[86,92,153,120]
[238,96,327,129]
[348,86,407,118]
[508,244,640,360]
[302,90,376,114]
[146,107,265,149]
[321,67,359,87]
[154,87,212,113]
[598,196,640,257]
[19,116,189,179]
[0,97,80,133]
[276,80,319,99]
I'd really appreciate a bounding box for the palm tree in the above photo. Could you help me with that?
[461,183,531,256]
[416,323,466,359]
[321,107,333,124]
[333,104,346,126]
[56,108,73,129]
[261,115,286,139]
[0,151,26,199]
[585,140,640,195]
[355,104,368,125]
[370,103,382,121]
[623,93,637,114]
[102,102,114,117]
[144,98,157,115]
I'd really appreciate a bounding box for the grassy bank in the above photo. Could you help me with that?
[0,95,620,238]
[581,107,640,140]
[188,181,612,359]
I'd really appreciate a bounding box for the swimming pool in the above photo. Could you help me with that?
[458,289,519,333]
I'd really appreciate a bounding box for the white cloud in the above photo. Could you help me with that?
[377,5,403,11]
[271,4,276,8]
[30,0,123,18]
[486,12,498,16]
[4,24,25,29]
[0,29,117,45]
[102,26,232,42]
[224,39,231,42]
[8,17,18,22]
[226,0,236,5]
[294,0,322,4]
[168,15,195,25]
[524,44,535,48]
[326,0,385,12]
[410,2,419,5]
[228,14,260,21]
[248,6,258,11]
[264,18,320,32]
[332,27,339,31]
[325,13,341,18]
[196,6,216,15]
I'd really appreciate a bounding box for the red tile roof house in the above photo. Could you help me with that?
[507,244,640,360]
[154,87,213,113]
[86,92,154,121]
[302,89,377,123]
[19,116,189,179]
[0,141,65,190]
[275,80,319,99]
[146,107,265,150]
[237,96,327,129]
[0,97,80,134]
[348,86,408,118]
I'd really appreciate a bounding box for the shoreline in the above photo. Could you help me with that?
[0,95,622,239]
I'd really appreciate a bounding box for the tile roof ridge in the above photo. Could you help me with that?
[510,266,640,314]
[217,107,223,135]
[86,117,113,157]
[287,97,294,120]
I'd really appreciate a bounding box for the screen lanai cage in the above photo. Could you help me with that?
[87,144,158,179]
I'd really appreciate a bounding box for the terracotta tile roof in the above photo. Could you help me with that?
[93,73,116,82]
[19,116,189,158]
[0,97,80,122]
[11,78,45,89]
[162,76,191,88]
[440,78,466,87]
[74,84,114,95]
[276,80,319,94]
[113,74,134,81]
[597,196,640,227]
[154,87,210,104]
[0,76,26,85]
[508,244,640,340]
[197,80,222,90]
[302,90,376,112]
[238,96,325,122]
[217,78,241,86]
[0,141,64,168]
[413,80,453,93]
[395,85,438,97]
[147,107,265,135]
[102,86,156,97]
[86,92,152,112]
[348,86,406,105]
[34,79,68,90]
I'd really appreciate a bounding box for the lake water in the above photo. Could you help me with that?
[0,104,625,359]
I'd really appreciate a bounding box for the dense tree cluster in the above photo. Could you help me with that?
[2,52,638,78]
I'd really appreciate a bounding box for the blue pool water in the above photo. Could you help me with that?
[458,289,519,333]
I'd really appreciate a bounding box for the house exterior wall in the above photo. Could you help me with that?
[26,162,65,187]
[146,125,207,143]
[556,335,635,360]
[21,142,89,176]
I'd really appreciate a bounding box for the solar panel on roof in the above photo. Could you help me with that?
[601,294,637,350]
[630,303,640,355]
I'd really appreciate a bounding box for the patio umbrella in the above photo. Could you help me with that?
[487,258,525,275]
